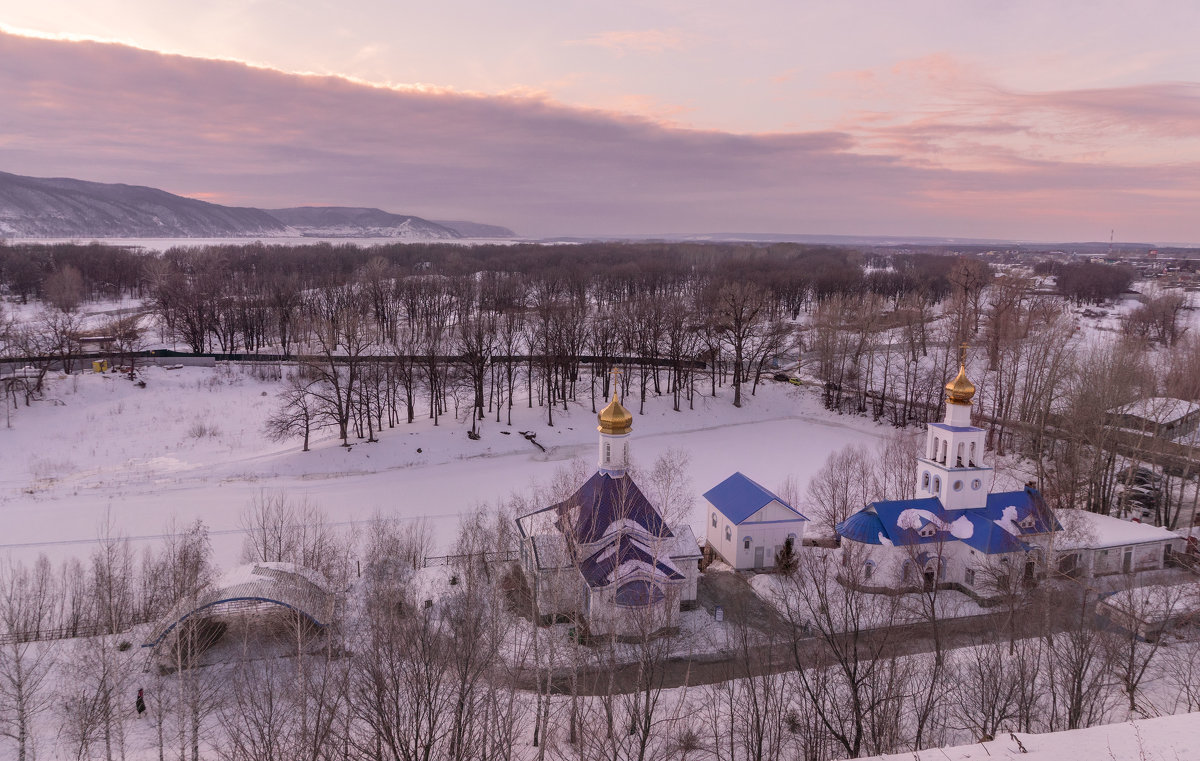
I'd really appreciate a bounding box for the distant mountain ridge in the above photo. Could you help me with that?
[0,171,515,239]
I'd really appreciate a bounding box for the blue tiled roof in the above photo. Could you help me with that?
[703,471,807,525]
[550,472,672,544]
[836,487,1060,555]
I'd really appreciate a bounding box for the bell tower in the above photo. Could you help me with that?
[915,346,990,509]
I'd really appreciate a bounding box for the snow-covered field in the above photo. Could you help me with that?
[0,365,892,568]
[871,711,1200,760]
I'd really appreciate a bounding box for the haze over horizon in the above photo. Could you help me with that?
[1,3,1199,242]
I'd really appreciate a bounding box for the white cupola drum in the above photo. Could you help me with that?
[597,369,632,476]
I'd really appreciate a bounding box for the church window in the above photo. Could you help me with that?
[965,568,976,586]
[725,526,732,541]
[712,512,718,528]
[971,479,982,490]
[969,442,977,467]
[864,560,875,580]
[922,472,930,490]
[957,442,965,467]
[940,440,948,464]
[933,476,941,493]
[919,524,937,537]
[604,442,611,461]
[1018,514,1036,530]
[953,480,964,492]
[931,436,939,459]
[744,537,752,550]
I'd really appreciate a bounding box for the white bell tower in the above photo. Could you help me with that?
[915,347,991,510]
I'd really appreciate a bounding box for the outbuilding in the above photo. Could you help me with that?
[703,472,808,571]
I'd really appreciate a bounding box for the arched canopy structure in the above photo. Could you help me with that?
[142,562,334,649]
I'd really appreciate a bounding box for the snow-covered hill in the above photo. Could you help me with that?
[0,170,286,238]
[0,170,512,240]
[264,206,461,239]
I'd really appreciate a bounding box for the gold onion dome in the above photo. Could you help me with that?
[598,391,633,434]
[945,363,976,406]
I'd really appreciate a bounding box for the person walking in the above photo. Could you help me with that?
[135,688,146,718]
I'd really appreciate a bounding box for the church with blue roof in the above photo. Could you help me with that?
[516,384,702,638]
[837,356,1063,594]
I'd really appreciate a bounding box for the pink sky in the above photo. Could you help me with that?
[1,3,1198,241]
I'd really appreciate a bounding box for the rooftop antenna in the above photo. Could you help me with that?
[1109,229,1114,256]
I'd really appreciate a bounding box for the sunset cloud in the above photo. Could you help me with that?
[0,31,1198,242]
[568,29,691,56]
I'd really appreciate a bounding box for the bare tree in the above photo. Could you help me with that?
[0,560,56,761]
[265,372,323,451]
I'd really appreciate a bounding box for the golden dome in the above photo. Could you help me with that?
[945,363,976,406]
[598,390,633,434]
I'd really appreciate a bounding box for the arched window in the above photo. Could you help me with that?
[864,560,876,580]
[711,512,718,528]
[725,526,732,541]
[931,436,939,460]
[743,537,753,550]
[922,471,931,490]
[969,441,977,467]
[604,442,611,461]
[956,442,965,467]
[933,476,941,493]
[940,440,948,464]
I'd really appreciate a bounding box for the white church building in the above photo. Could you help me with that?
[516,387,702,639]
[837,357,1183,596]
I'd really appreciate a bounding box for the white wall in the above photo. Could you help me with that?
[705,499,806,570]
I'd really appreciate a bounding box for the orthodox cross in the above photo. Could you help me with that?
[610,367,622,395]
[959,342,969,365]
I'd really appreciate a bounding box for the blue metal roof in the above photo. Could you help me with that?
[837,509,887,544]
[837,487,1060,555]
[577,533,684,589]
[550,471,672,544]
[703,471,807,525]
[929,423,980,433]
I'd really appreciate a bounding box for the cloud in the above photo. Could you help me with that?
[0,31,1198,242]
[568,29,690,56]
[828,54,1200,171]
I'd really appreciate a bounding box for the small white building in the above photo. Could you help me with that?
[1055,510,1184,578]
[704,472,808,571]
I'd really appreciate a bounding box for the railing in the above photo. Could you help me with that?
[424,549,519,568]
[0,620,144,646]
